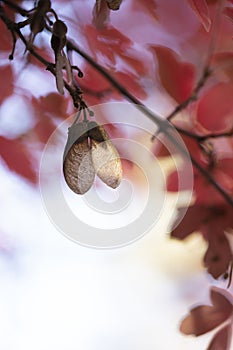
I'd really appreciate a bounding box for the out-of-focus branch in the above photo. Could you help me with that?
[0,1,233,207]
[0,6,83,107]
[175,127,233,141]
[66,40,233,208]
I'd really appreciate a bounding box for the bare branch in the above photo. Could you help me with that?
[0,0,233,208]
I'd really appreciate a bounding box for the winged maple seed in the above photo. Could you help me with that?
[51,20,72,95]
[63,120,122,194]
[89,122,122,189]
[28,0,51,46]
[63,122,95,195]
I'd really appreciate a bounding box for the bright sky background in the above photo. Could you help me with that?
[0,149,214,350]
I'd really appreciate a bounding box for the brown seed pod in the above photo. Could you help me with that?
[51,20,68,95]
[106,0,123,10]
[88,122,122,189]
[63,122,95,194]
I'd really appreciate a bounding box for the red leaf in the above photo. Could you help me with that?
[224,7,233,22]
[79,65,113,105]
[166,135,202,192]
[33,117,57,144]
[114,71,147,99]
[196,83,233,133]
[180,288,233,336]
[150,46,196,103]
[80,64,147,104]
[214,158,233,195]
[171,205,207,239]
[0,65,13,104]
[27,46,53,68]
[92,0,110,29]
[212,52,233,82]
[204,228,232,278]
[194,174,230,205]
[85,24,132,65]
[152,138,171,158]
[166,163,195,192]
[188,0,211,31]
[193,158,233,206]
[172,203,233,278]
[0,21,13,52]
[132,0,158,21]
[0,136,37,183]
[207,325,232,350]
[84,25,148,77]
[36,93,68,118]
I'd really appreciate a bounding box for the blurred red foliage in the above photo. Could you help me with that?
[0,136,37,183]
[150,46,196,103]
[0,1,233,347]
[0,65,13,104]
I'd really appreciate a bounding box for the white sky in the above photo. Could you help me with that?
[0,156,213,350]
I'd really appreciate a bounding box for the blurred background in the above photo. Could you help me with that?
[1,0,231,348]
[0,157,212,350]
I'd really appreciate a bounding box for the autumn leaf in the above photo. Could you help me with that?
[114,71,147,99]
[180,288,233,336]
[84,24,148,77]
[172,204,233,278]
[0,21,13,52]
[150,45,196,104]
[196,83,233,133]
[131,0,158,21]
[224,6,233,23]
[211,52,233,82]
[187,0,211,31]
[35,93,68,118]
[0,65,13,104]
[193,156,233,206]
[0,136,37,183]
[33,116,57,144]
[207,325,232,350]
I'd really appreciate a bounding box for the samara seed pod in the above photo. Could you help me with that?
[51,20,68,95]
[63,122,95,195]
[106,0,122,10]
[88,122,122,189]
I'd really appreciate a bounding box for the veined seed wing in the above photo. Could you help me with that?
[63,122,95,194]
[89,122,122,189]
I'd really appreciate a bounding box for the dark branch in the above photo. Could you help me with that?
[176,127,233,141]
[0,0,233,208]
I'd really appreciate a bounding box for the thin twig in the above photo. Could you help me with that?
[167,0,225,123]
[0,2,233,207]
[176,127,233,141]
[1,0,30,17]
[0,13,83,107]
[66,41,233,207]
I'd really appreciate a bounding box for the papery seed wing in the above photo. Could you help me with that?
[88,122,122,189]
[63,123,95,194]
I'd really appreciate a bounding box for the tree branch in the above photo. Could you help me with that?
[66,40,233,207]
[0,1,233,207]
[175,127,233,141]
